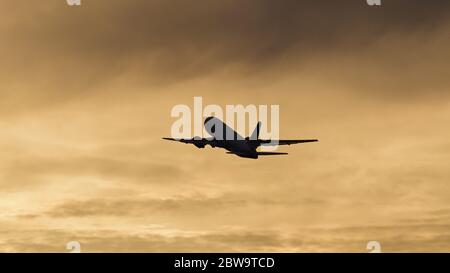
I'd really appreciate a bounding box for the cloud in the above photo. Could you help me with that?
[0,228,286,252]
[0,155,185,189]
[44,195,247,218]
[32,191,311,218]
[1,0,450,106]
[5,222,450,252]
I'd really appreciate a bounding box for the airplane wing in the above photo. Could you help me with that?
[259,139,318,146]
[162,137,212,148]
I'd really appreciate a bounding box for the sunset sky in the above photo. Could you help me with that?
[1,0,450,252]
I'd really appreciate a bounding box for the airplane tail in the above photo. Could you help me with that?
[250,121,261,140]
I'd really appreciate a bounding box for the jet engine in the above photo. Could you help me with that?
[194,143,206,149]
[192,137,206,148]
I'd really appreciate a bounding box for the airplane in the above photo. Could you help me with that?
[163,117,318,159]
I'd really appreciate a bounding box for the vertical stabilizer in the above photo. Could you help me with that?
[250,121,261,140]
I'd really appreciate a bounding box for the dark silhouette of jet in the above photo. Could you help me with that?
[163,117,318,159]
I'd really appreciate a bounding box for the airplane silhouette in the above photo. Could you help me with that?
[163,117,318,159]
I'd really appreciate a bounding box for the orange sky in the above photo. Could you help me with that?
[0,0,450,252]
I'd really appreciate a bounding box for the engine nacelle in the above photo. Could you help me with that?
[192,136,206,148]
[194,143,206,149]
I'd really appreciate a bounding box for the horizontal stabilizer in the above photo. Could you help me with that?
[226,152,288,155]
[259,139,318,146]
[257,152,288,156]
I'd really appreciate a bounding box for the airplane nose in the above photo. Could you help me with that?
[204,117,217,133]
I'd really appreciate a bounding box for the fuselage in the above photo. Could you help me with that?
[204,117,260,159]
